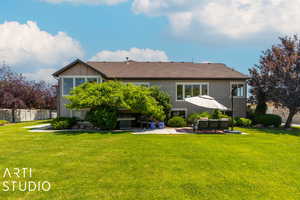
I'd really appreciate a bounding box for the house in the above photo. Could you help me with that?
[52,59,248,119]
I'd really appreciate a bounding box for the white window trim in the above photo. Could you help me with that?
[124,82,150,87]
[171,108,188,118]
[61,76,102,96]
[230,81,246,98]
[176,82,210,101]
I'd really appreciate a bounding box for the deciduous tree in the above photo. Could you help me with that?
[249,35,300,128]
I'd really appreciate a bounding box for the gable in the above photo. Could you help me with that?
[59,62,100,76]
[52,59,107,78]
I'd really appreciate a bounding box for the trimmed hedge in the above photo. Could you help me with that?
[211,110,229,119]
[168,116,187,127]
[234,117,252,127]
[187,112,211,124]
[51,117,77,130]
[255,114,282,127]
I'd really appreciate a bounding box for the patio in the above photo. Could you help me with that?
[24,124,247,135]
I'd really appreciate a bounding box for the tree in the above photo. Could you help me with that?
[148,86,172,121]
[0,64,57,121]
[66,81,166,121]
[249,35,300,128]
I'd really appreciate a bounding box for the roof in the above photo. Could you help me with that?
[53,59,248,80]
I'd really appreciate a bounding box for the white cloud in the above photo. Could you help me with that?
[90,48,169,61]
[0,21,84,67]
[23,68,57,84]
[41,0,127,5]
[132,0,300,39]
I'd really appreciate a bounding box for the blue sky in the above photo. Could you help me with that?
[1,0,299,82]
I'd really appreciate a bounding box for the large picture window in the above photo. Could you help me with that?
[176,83,209,100]
[63,78,74,96]
[62,76,102,96]
[231,83,245,97]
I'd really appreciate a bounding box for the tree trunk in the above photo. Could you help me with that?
[12,108,15,123]
[285,109,297,128]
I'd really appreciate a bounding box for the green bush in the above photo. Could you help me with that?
[255,102,267,115]
[228,117,237,127]
[246,107,256,124]
[51,117,77,130]
[255,114,282,127]
[187,112,212,124]
[86,106,118,130]
[234,117,252,127]
[212,110,229,119]
[0,120,9,126]
[167,116,187,127]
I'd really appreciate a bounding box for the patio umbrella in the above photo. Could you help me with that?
[184,95,228,111]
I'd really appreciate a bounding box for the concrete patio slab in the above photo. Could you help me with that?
[23,124,247,135]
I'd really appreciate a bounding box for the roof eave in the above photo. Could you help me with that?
[52,59,108,79]
[106,77,249,80]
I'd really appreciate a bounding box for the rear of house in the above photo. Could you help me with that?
[53,59,248,119]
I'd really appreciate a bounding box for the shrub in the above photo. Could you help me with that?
[255,102,267,115]
[51,117,77,130]
[212,110,229,119]
[255,114,282,127]
[149,86,172,121]
[0,120,9,126]
[187,112,212,124]
[234,117,252,127]
[246,107,256,124]
[228,117,237,127]
[86,106,118,130]
[167,116,187,127]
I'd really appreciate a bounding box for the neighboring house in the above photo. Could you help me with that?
[52,59,248,119]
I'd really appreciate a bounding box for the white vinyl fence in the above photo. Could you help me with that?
[0,109,57,122]
[267,107,300,124]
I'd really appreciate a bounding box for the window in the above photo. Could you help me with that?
[87,77,98,83]
[184,85,192,98]
[193,85,200,97]
[202,84,208,95]
[231,83,245,97]
[62,76,101,96]
[126,82,150,87]
[75,78,85,87]
[177,85,183,100]
[176,83,209,100]
[170,109,187,119]
[63,78,73,96]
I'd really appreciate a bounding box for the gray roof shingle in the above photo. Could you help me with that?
[53,59,248,80]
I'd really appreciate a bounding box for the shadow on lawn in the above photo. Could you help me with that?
[247,127,300,136]
[53,130,131,136]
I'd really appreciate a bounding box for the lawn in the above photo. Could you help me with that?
[0,121,299,200]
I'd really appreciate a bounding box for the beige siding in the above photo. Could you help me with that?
[58,75,247,118]
[60,63,99,76]
[123,79,247,117]
[57,63,102,118]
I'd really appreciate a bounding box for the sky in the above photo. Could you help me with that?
[1,0,300,83]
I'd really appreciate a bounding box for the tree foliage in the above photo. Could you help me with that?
[86,106,118,130]
[0,64,57,121]
[67,81,166,121]
[148,86,172,120]
[249,35,300,128]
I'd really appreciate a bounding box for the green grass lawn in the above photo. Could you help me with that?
[0,121,299,200]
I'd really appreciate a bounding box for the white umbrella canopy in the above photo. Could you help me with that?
[184,95,228,111]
